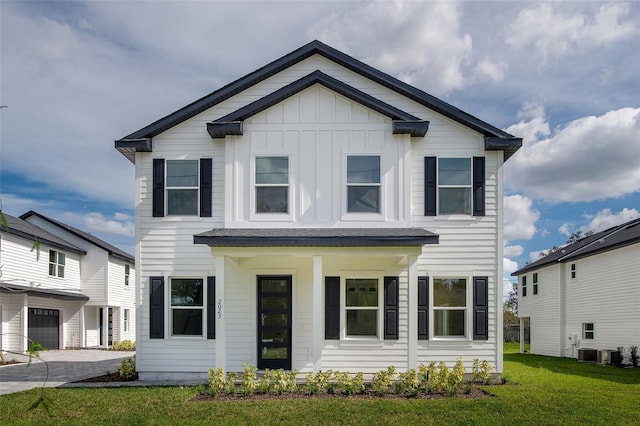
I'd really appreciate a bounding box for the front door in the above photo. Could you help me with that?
[257,276,292,370]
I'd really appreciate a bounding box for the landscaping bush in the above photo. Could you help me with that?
[111,340,136,351]
[118,356,137,380]
[629,345,638,368]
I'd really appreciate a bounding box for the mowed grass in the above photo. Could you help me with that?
[1,343,638,425]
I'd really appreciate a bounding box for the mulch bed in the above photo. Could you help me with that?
[74,372,138,383]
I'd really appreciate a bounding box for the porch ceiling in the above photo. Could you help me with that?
[193,227,438,247]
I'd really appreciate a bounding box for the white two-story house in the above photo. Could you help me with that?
[115,41,521,380]
[0,212,135,353]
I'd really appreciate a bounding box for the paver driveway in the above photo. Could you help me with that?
[0,349,134,395]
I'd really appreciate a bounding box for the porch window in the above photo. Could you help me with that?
[255,156,289,213]
[48,250,65,278]
[166,160,199,215]
[583,322,594,340]
[345,278,378,336]
[433,278,467,337]
[438,158,471,215]
[170,278,203,336]
[347,155,380,213]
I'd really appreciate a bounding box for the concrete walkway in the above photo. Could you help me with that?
[0,349,135,395]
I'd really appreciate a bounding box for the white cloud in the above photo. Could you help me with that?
[582,208,640,233]
[61,212,134,238]
[503,257,518,276]
[529,250,548,263]
[504,245,524,258]
[505,107,640,203]
[475,59,506,82]
[507,3,637,60]
[504,194,540,243]
[309,0,473,95]
[558,223,572,238]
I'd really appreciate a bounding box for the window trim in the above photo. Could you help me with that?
[343,154,384,221]
[437,157,472,216]
[123,309,130,333]
[521,276,527,297]
[48,250,65,278]
[571,263,576,279]
[169,277,206,338]
[340,272,384,340]
[431,276,470,340]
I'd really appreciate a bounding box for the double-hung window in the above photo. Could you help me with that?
[521,276,527,297]
[345,278,379,337]
[124,309,130,332]
[433,278,467,337]
[438,158,471,215]
[255,156,289,213]
[170,278,204,336]
[583,322,594,340]
[49,250,65,278]
[166,160,199,215]
[347,155,381,213]
[125,264,130,286]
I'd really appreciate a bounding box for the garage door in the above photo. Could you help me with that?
[28,308,60,349]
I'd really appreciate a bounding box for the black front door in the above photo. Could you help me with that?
[257,276,292,370]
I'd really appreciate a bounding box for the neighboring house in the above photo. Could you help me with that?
[513,217,640,362]
[115,40,521,380]
[0,212,135,353]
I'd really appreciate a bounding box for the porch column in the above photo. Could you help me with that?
[79,305,85,348]
[215,255,226,372]
[102,306,109,348]
[312,255,323,372]
[20,294,28,352]
[407,255,418,369]
[519,317,525,354]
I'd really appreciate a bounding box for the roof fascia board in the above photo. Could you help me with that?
[485,136,523,161]
[193,235,438,247]
[207,70,428,139]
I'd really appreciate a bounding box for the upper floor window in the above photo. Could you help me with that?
[125,264,130,286]
[166,160,199,215]
[438,158,471,215]
[49,250,65,278]
[345,278,379,337]
[347,155,380,213]
[433,278,467,337]
[533,273,538,283]
[521,275,527,297]
[170,278,204,336]
[571,264,576,279]
[255,156,289,213]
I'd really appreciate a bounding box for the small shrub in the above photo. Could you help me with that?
[447,358,465,395]
[240,362,257,396]
[118,355,136,380]
[396,369,420,396]
[305,370,333,395]
[258,369,296,395]
[225,372,237,395]
[334,371,364,395]
[208,368,227,396]
[112,340,136,351]
[424,362,439,394]
[472,359,493,384]
[629,346,638,368]
[370,366,396,395]
[613,347,625,367]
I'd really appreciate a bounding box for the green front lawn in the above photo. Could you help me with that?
[1,343,638,425]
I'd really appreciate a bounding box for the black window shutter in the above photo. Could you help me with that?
[152,159,165,217]
[384,276,399,340]
[325,277,340,340]
[473,157,485,216]
[200,158,212,217]
[424,157,437,216]
[149,276,165,339]
[473,276,489,340]
[207,276,216,339]
[418,276,429,340]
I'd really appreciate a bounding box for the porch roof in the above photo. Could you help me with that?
[193,228,438,247]
[0,283,89,301]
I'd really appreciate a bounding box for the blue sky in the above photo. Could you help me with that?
[1,1,639,294]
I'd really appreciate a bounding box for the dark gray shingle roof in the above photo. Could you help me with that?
[512,217,640,276]
[2,213,85,254]
[194,227,438,247]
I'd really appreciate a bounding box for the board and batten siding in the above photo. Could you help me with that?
[133,53,504,375]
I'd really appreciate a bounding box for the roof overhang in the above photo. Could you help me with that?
[0,283,89,301]
[114,138,153,164]
[207,70,429,139]
[485,136,523,161]
[194,228,439,247]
